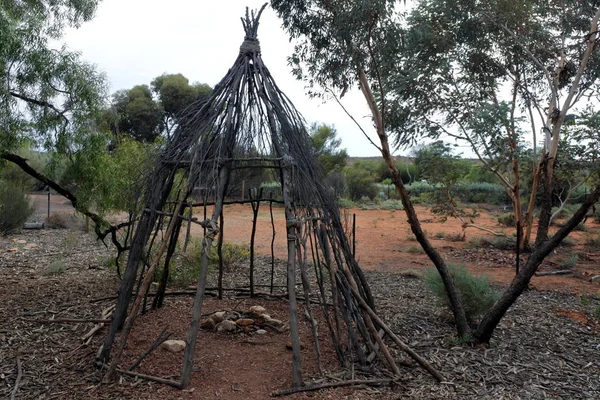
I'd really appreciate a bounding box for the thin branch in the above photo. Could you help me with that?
[327,88,382,152]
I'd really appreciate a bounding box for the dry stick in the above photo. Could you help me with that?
[182,205,193,252]
[272,378,391,397]
[180,165,231,388]
[249,188,263,297]
[309,220,346,367]
[339,271,399,374]
[296,222,323,376]
[281,161,303,387]
[96,362,181,388]
[318,224,343,345]
[127,327,170,371]
[535,270,573,276]
[217,210,225,300]
[269,197,276,294]
[24,318,111,324]
[344,276,444,382]
[106,191,188,381]
[10,356,22,400]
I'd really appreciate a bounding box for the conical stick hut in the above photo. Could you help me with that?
[99,4,443,391]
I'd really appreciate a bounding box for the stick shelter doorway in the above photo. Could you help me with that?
[98,4,443,391]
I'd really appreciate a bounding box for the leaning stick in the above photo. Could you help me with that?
[345,277,445,382]
[127,327,170,371]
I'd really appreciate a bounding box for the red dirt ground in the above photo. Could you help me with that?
[190,203,600,295]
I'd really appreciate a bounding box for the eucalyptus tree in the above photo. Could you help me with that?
[272,0,600,343]
[0,0,107,155]
[151,73,212,138]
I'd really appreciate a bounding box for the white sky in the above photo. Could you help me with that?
[62,0,386,157]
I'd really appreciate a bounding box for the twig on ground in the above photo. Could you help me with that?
[10,356,22,400]
[271,378,391,397]
[127,327,171,371]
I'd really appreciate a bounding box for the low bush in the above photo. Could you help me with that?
[45,213,68,229]
[0,186,34,235]
[497,213,514,227]
[466,236,515,250]
[424,265,499,323]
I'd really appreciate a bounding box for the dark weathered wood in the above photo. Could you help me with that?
[24,318,111,324]
[128,327,170,371]
[217,210,225,300]
[180,165,231,388]
[281,162,303,387]
[106,189,188,381]
[249,188,263,297]
[270,198,276,294]
[345,270,445,382]
[96,362,182,388]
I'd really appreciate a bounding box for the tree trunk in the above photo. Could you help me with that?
[474,185,600,343]
[357,68,471,337]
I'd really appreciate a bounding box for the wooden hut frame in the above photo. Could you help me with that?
[98,5,443,391]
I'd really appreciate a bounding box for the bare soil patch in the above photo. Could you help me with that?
[1,198,599,398]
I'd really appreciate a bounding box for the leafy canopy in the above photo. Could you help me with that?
[1,0,107,154]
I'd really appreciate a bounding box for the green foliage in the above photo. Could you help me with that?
[0,185,34,235]
[47,260,67,275]
[1,0,107,154]
[109,86,163,143]
[497,213,515,227]
[344,162,378,201]
[559,255,579,269]
[45,213,68,229]
[309,123,348,176]
[424,265,499,322]
[445,232,466,242]
[60,136,153,215]
[174,240,250,288]
[405,245,423,254]
[466,236,515,250]
[151,73,211,136]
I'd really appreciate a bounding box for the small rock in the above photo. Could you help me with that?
[255,329,267,335]
[15,239,27,244]
[216,320,237,333]
[200,318,216,330]
[235,318,255,326]
[6,248,18,253]
[249,305,266,316]
[212,311,226,323]
[264,316,283,327]
[256,313,270,323]
[286,341,305,350]
[23,244,38,249]
[161,340,186,353]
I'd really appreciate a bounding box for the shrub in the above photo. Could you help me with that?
[466,236,515,250]
[45,213,68,229]
[0,186,34,235]
[424,265,499,323]
[445,232,466,242]
[174,240,250,287]
[497,213,514,227]
[559,255,579,269]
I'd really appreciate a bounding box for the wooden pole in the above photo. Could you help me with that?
[217,210,224,300]
[180,165,230,388]
[249,188,262,297]
[281,160,303,387]
[269,196,276,294]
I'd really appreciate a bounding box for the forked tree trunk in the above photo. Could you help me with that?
[474,185,600,343]
[357,68,471,337]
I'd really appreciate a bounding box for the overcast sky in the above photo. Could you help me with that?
[62,0,386,157]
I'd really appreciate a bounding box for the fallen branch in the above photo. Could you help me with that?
[24,318,111,324]
[271,378,391,397]
[95,362,182,388]
[128,327,170,371]
[535,270,573,276]
[10,356,22,400]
